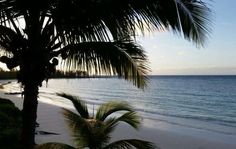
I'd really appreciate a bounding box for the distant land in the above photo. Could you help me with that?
[0,69,235,80]
[0,69,88,80]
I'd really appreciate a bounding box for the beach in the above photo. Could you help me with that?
[1,88,236,149]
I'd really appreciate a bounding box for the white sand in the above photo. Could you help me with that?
[1,89,236,149]
[111,123,236,149]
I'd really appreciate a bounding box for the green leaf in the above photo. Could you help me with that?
[62,108,91,147]
[103,111,141,138]
[96,101,134,121]
[34,142,75,149]
[116,111,141,129]
[103,139,158,149]
[58,93,89,118]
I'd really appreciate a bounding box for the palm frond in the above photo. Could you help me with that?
[62,108,89,148]
[34,142,75,149]
[103,139,157,149]
[115,111,141,129]
[96,101,134,121]
[58,93,89,118]
[103,111,141,138]
[0,0,211,46]
[63,108,110,148]
[102,117,118,137]
[49,0,211,46]
[0,0,211,84]
[0,25,27,69]
[85,120,111,149]
[174,0,212,46]
[0,25,25,53]
[58,40,149,89]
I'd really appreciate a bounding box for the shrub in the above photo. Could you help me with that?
[0,98,22,149]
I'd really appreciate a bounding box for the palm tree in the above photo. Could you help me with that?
[35,93,157,149]
[0,0,211,148]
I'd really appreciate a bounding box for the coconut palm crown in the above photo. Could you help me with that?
[36,93,157,149]
[0,0,211,148]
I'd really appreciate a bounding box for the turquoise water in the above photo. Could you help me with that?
[5,76,236,136]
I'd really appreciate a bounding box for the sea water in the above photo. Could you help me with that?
[4,76,236,139]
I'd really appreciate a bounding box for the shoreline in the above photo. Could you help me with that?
[0,83,236,149]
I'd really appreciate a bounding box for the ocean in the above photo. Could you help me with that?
[4,75,236,138]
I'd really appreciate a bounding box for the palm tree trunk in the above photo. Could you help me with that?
[21,83,39,149]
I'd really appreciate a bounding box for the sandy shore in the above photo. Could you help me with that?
[1,88,236,149]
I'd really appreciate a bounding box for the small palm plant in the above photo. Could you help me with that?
[35,93,157,149]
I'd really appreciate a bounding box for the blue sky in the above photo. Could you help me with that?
[138,0,236,75]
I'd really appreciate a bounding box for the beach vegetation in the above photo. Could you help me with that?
[0,69,88,79]
[35,93,157,149]
[0,98,22,149]
[0,0,211,148]
[0,68,18,79]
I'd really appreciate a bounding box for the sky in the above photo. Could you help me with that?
[138,0,236,75]
[0,0,235,75]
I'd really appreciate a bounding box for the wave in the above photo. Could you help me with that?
[38,89,236,128]
[4,78,236,136]
[39,91,236,134]
[142,115,236,136]
[135,107,236,128]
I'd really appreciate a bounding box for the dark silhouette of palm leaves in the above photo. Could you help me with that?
[0,0,211,147]
[57,41,149,88]
[56,93,156,149]
[58,94,89,118]
[35,143,75,149]
[0,0,211,88]
[103,139,157,149]
[35,140,157,149]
